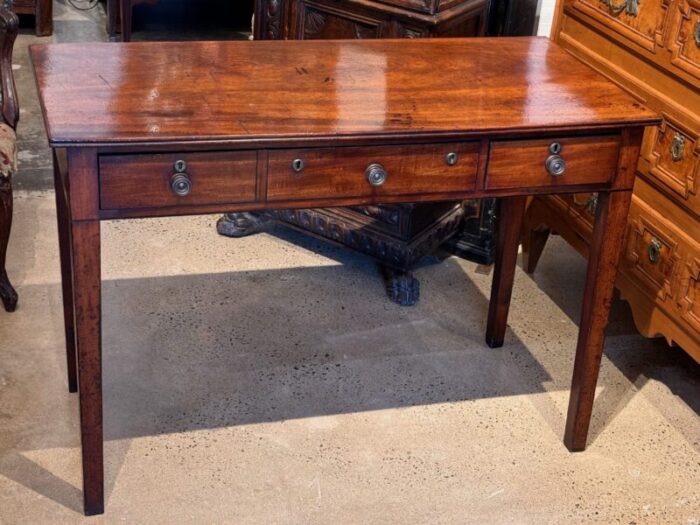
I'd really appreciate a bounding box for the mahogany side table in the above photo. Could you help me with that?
[30,37,659,515]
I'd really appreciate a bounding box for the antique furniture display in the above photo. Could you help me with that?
[522,0,700,362]
[12,0,51,36]
[219,0,493,306]
[31,37,658,515]
[0,6,18,311]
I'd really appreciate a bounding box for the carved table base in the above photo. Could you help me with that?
[218,203,467,306]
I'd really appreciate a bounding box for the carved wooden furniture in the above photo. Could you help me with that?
[522,0,700,362]
[31,37,657,515]
[13,0,51,36]
[220,0,493,306]
[0,6,18,312]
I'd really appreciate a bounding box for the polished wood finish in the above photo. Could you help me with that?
[565,188,634,450]
[486,136,620,190]
[100,151,258,209]
[53,149,78,392]
[13,0,52,36]
[485,195,526,348]
[30,39,656,145]
[31,37,657,515]
[267,142,480,201]
[0,7,18,313]
[244,0,491,306]
[523,0,700,362]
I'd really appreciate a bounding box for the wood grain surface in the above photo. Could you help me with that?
[30,37,659,146]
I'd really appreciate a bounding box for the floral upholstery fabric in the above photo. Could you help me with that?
[0,122,16,180]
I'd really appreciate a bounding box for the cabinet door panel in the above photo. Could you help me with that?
[297,1,385,39]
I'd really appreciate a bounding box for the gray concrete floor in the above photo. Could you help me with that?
[1,2,699,523]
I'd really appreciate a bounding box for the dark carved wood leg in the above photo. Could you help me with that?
[217,212,272,238]
[485,196,526,348]
[564,190,632,452]
[522,225,550,274]
[35,0,53,36]
[382,265,419,306]
[71,219,104,515]
[120,0,132,42]
[53,152,78,393]
[0,176,17,312]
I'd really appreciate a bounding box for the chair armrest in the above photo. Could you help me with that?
[0,6,18,129]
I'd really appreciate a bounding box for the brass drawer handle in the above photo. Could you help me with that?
[671,133,685,162]
[170,159,192,197]
[648,238,662,264]
[545,154,566,176]
[366,163,387,186]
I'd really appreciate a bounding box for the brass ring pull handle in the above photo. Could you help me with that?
[545,154,566,176]
[170,159,192,196]
[648,238,662,264]
[366,163,387,186]
[601,0,639,16]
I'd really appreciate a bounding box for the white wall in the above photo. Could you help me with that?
[537,0,557,36]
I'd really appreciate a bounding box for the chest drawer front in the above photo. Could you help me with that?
[486,136,621,191]
[266,143,480,202]
[669,0,700,81]
[568,0,672,53]
[99,151,258,210]
[641,117,699,214]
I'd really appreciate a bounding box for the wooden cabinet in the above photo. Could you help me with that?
[12,0,52,36]
[524,0,700,362]
[221,0,492,306]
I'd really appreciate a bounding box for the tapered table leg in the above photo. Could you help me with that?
[485,196,527,348]
[71,220,104,515]
[564,190,633,452]
[53,151,78,393]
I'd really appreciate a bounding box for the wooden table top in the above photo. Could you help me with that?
[31,37,659,147]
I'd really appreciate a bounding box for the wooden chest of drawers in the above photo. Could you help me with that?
[523,0,700,362]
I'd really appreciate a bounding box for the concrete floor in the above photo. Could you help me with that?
[1,2,699,523]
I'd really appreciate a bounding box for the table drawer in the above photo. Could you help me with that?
[99,151,258,210]
[266,143,480,202]
[486,136,621,191]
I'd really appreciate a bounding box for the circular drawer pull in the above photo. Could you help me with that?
[648,238,662,264]
[291,158,305,172]
[366,163,387,187]
[445,152,459,166]
[545,154,566,176]
[170,173,192,197]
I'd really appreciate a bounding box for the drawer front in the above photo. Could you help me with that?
[668,0,700,81]
[623,196,682,303]
[100,151,258,210]
[486,136,621,191]
[642,117,700,214]
[267,143,480,202]
[568,0,673,53]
